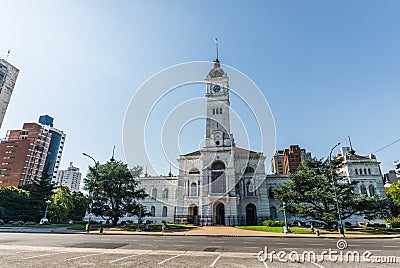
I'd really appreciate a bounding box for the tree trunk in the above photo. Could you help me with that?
[112,217,119,226]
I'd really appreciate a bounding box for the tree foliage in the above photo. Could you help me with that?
[25,164,57,221]
[50,186,74,221]
[0,186,32,221]
[274,158,392,227]
[84,161,146,226]
[386,182,400,206]
[69,191,89,221]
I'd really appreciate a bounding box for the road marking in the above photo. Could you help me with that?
[210,253,222,267]
[66,252,104,261]
[172,244,186,247]
[109,251,149,263]
[243,246,259,249]
[211,241,225,244]
[310,261,325,268]
[275,242,289,245]
[22,252,61,260]
[309,244,324,246]
[158,253,185,265]
[382,245,398,248]
[243,241,253,244]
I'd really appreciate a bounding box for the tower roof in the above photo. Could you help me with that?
[208,61,225,78]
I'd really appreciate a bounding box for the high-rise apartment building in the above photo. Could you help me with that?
[0,58,19,128]
[284,145,303,174]
[55,162,81,192]
[271,150,284,174]
[271,145,312,175]
[0,116,65,188]
[39,115,66,181]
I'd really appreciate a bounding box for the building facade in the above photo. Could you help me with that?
[135,61,386,226]
[0,58,19,128]
[39,115,66,181]
[0,116,65,188]
[137,60,284,226]
[55,162,82,192]
[271,145,311,175]
[271,150,284,175]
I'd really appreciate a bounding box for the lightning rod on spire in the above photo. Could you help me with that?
[214,38,219,62]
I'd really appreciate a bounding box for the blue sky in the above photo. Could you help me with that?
[1,0,399,177]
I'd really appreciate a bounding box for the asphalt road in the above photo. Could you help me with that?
[0,232,398,267]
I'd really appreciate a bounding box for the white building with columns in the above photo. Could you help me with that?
[136,60,387,226]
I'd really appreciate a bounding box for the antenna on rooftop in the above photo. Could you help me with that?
[5,50,10,60]
[110,145,115,162]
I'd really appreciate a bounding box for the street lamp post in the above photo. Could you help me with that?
[83,152,99,234]
[282,201,291,233]
[137,205,142,232]
[329,142,344,236]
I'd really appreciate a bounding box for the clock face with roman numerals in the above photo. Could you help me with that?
[213,85,221,93]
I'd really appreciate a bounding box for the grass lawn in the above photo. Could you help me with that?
[237,226,400,235]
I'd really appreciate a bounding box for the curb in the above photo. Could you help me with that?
[53,230,400,239]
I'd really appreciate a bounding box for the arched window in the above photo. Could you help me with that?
[360,185,367,195]
[190,182,198,196]
[369,185,376,196]
[162,206,168,217]
[355,169,358,175]
[244,166,255,175]
[151,206,155,217]
[368,168,371,175]
[359,168,363,175]
[246,181,253,196]
[270,207,277,220]
[364,168,367,175]
[211,161,226,193]
[152,188,157,200]
[162,188,168,199]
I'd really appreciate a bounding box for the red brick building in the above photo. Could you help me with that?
[0,123,51,188]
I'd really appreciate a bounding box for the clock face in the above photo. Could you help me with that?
[213,85,221,93]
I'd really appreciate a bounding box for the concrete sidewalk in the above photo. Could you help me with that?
[76,226,400,239]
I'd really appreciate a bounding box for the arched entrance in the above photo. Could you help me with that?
[215,202,225,225]
[246,203,257,225]
[188,204,198,224]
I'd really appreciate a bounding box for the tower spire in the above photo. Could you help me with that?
[348,135,355,155]
[214,38,219,62]
[168,163,173,177]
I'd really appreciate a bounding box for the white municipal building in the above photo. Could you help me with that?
[135,59,386,226]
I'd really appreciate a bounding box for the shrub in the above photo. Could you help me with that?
[385,217,400,228]
[263,220,285,227]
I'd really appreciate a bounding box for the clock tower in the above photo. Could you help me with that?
[204,59,234,148]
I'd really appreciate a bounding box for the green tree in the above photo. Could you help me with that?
[84,161,147,226]
[50,186,74,221]
[385,182,400,217]
[0,186,32,221]
[25,164,57,221]
[274,158,391,227]
[69,192,89,221]
[386,182,400,206]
